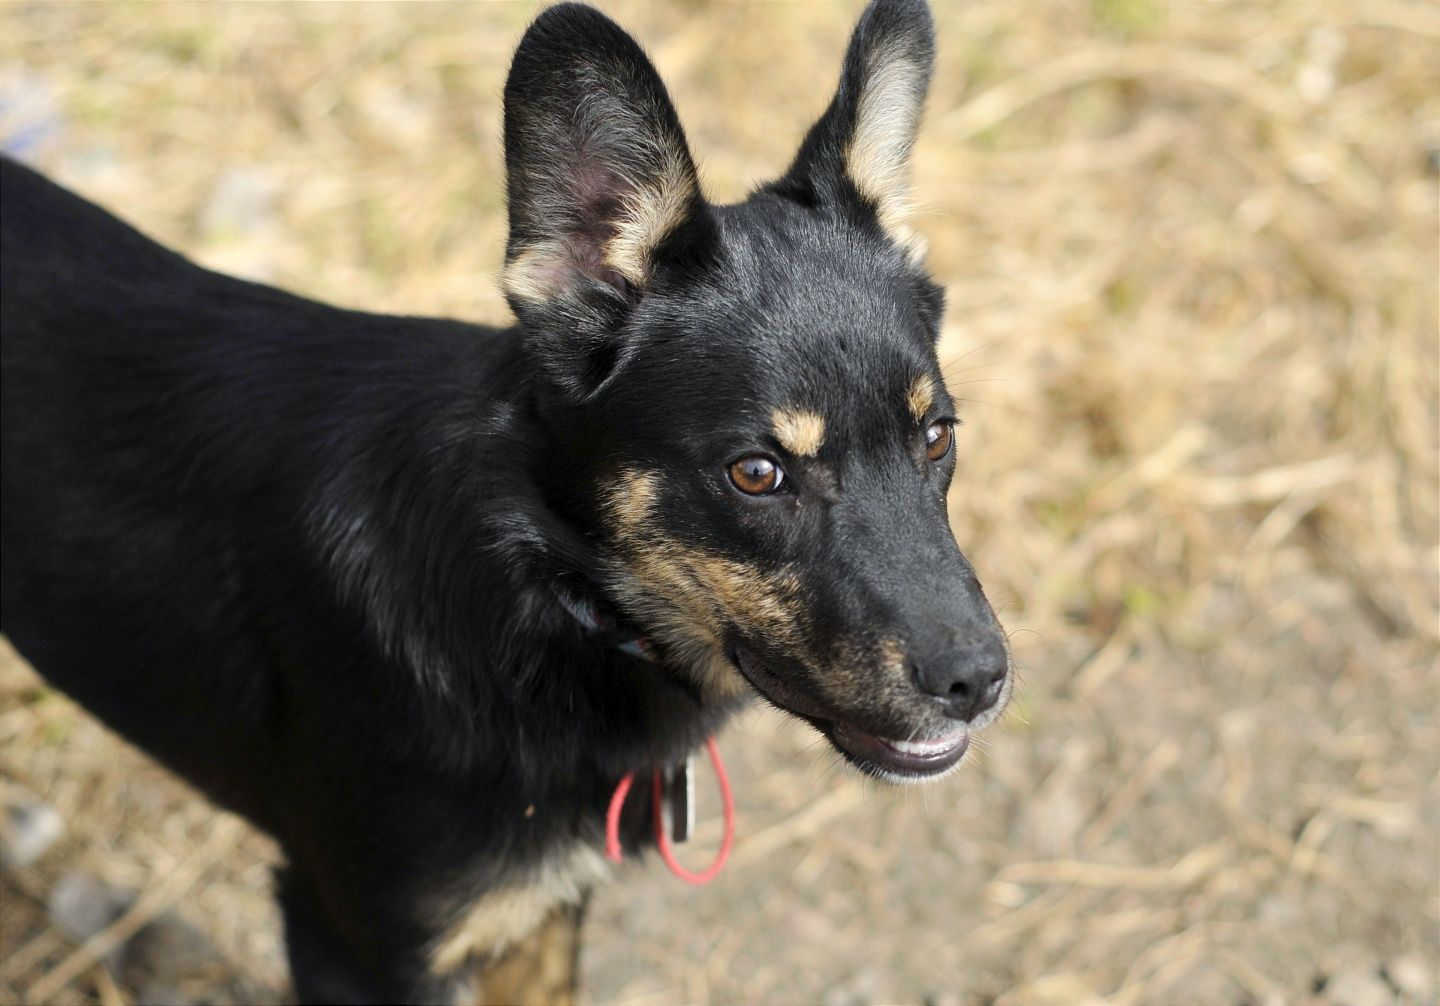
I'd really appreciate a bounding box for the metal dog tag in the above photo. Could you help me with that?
[661,757,694,843]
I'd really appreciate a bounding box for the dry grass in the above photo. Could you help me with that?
[1,1,1436,1004]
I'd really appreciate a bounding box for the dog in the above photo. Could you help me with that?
[0,0,1012,1001]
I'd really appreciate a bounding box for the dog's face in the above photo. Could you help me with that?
[502,0,1011,782]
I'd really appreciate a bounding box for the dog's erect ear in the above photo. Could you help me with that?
[773,0,934,240]
[502,3,709,390]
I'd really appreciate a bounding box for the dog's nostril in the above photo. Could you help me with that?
[910,636,1008,720]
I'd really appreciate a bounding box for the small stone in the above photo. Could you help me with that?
[0,69,66,161]
[782,906,836,944]
[0,789,65,868]
[199,165,279,242]
[125,912,221,984]
[821,965,882,1006]
[1323,967,1394,1006]
[1385,954,1434,1004]
[48,871,130,941]
[1258,894,1302,924]
[133,983,192,1006]
[47,871,134,972]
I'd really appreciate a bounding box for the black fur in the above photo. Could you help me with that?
[0,1,1010,1001]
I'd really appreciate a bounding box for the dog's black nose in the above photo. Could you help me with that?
[911,633,1008,721]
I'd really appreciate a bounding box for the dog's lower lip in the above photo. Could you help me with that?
[829,721,970,777]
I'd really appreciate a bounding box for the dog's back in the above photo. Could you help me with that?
[2,159,274,815]
[1,159,502,826]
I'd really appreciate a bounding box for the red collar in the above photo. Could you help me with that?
[558,590,735,883]
[604,736,734,885]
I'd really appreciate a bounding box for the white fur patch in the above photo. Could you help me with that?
[845,40,926,234]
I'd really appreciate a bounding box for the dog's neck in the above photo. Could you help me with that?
[295,336,741,787]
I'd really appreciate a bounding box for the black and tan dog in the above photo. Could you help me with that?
[0,0,1011,1001]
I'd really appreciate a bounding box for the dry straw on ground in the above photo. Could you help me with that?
[1,2,1436,1004]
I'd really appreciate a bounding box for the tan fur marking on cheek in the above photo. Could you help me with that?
[605,469,661,535]
[907,374,935,423]
[771,408,826,457]
[824,636,870,693]
[879,638,907,677]
[429,846,609,976]
[688,556,806,649]
[614,546,806,697]
[811,634,921,720]
[600,470,810,699]
[600,470,742,696]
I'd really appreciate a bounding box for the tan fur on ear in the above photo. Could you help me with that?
[608,148,696,285]
[574,74,698,288]
[503,126,695,303]
[845,40,926,235]
[892,223,929,266]
[502,242,572,306]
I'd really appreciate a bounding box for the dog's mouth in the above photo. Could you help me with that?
[729,646,969,781]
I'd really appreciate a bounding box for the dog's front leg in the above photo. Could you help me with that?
[277,863,469,1006]
[473,896,589,1006]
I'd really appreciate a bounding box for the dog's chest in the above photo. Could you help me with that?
[428,839,611,976]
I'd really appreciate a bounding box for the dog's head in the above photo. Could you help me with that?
[503,0,1011,782]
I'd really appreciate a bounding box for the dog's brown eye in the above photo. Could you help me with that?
[924,421,953,462]
[728,456,784,495]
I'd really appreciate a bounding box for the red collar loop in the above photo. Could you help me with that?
[604,736,734,886]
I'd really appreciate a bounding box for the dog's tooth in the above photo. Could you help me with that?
[889,731,965,755]
[894,738,938,754]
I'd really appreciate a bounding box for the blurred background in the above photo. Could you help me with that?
[0,2,1436,1004]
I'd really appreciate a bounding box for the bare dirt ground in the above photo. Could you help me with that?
[1,2,1436,1004]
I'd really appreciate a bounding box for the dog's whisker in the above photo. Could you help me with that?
[937,337,1004,366]
[942,376,1007,388]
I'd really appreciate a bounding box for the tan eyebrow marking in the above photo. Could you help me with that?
[771,408,826,457]
[906,374,935,423]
